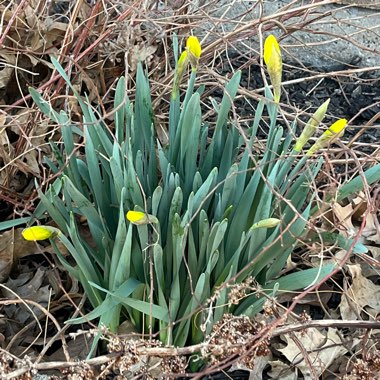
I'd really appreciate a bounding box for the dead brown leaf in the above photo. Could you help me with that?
[0,228,46,282]
[278,327,348,378]
[47,334,93,362]
[1,267,52,324]
[267,360,298,379]
[0,53,16,88]
[231,355,271,380]
[351,191,368,220]
[331,203,356,238]
[362,213,380,244]
[0,113,8,147]
[340,264,380,320]
[368,246,380,260]
[129,44,157,73]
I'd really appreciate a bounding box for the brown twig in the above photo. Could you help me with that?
[0,0,29,47]
[4,319,380,379]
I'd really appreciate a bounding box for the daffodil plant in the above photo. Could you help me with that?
[25,34,379,356]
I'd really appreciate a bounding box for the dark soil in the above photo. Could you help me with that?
[214,51,380,145]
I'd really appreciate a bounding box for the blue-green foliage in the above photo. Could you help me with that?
[28,55,379,349]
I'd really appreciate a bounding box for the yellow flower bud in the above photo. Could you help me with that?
[186,36,202,58]
[306,118,347,156]
[263,34,282,103]
[186,36,201,71]
[294,99,330,152]
[22,226,59,241]
[323,118,347,137]
[251,218,281,230]
[126,210,158,225]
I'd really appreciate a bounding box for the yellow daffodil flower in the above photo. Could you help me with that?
[186,36,202,71]
[294,99,330,152]
[22,225,59,241]
[306,118,347,156]
[263,34,282,103]
[126,210,158,225]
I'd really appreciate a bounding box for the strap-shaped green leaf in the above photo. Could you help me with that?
[0,217,31,231]
[236,264,336,317]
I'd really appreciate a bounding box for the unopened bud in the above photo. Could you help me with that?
[172,50,189,100]
[186,36,202,71]
[294,99,330,152]
[264,35,282,103]
[22,225,60,241]
[251,218,281,230]
[306,118,347,156]
[126,210,158,225]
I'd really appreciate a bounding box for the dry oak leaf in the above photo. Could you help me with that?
[267,360,298,380]
[278,327,347,378]
[230,354,271,380]
[0,113,8,146]
[362,213,380,244]
[0,53,16,88]
[331,202,355,238]
[0,228,45,282]
[351,191,368,220]
[340,264,380,320]
[1,267,51,324]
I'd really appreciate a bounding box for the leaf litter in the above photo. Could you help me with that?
[278,327,350,378]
